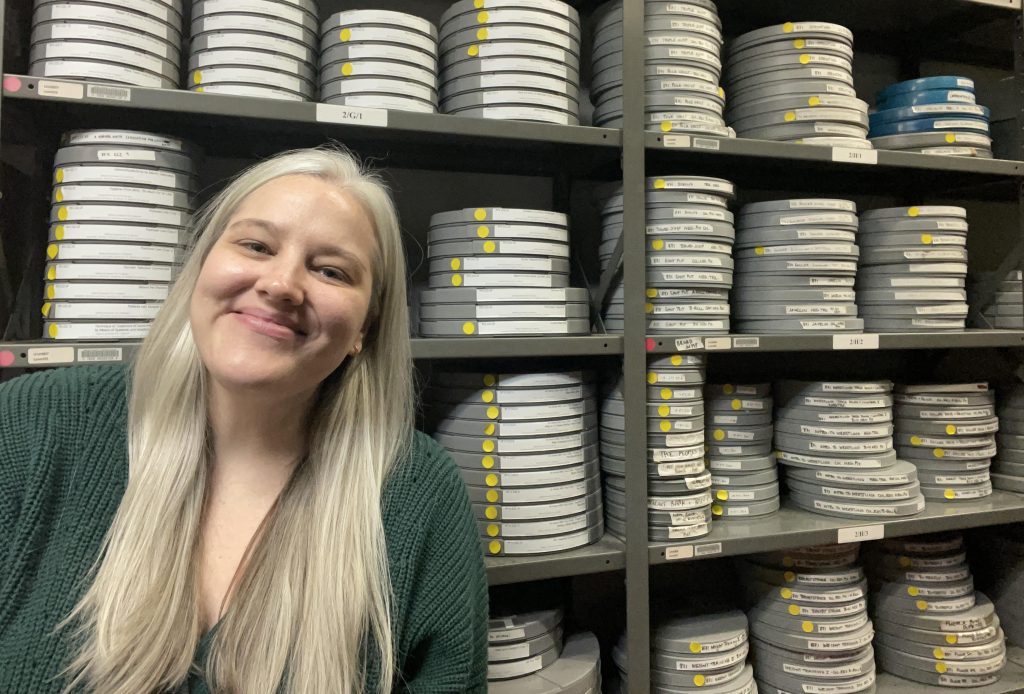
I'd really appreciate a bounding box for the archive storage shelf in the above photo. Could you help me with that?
[2,0,1024,692]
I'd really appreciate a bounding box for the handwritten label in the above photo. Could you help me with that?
[675,337,704,351]
[27,346,75,364]
[663,135,691,148]
[38,80,83,99]
[704,337,731,350]
[837,524,884,543]
[832,148,878,165]
[833,334,879,350]
[315,103,388,128]
[666,545,695,561]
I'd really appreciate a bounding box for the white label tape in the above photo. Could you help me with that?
[832,147,878,165]
[695,542,722,556]
[27,346,75,364]
[833,334,879,350]
[837,524,884,544]
[675,337,704,351]
[663,135,691,148]
[666,545,695,561]
[315,103,388,128]
[38,80,84,100]
[704,337,731,350]
[732,337,760,349]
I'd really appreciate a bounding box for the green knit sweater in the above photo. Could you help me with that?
[0,364,489,693]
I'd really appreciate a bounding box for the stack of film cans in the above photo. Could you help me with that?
[490,612,601,694]
[613,611,756,693]
[188,0,318,101]
[420,207,588,338]
[741,543,877,694]
[994,383,1024,493]
[732,199,861,334]
[894,384,996,502]
[857,205,970,332]
[775,380,926,519]
[602,176,736,335]
[44,129,198,341]
[706,384,781,521]
[724,22,870,149]
[319,10,438,112]
[591,0,730,138]
[867,534,1007,687]
[601,356,713,544]
[30,0,183,88]
[970,270,1023,329]
[428,370,603,558]
[438,0,581,125]
[870,76,994,158]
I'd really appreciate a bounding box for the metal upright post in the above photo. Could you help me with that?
[1016,13,1024,328]
[622,0,650,691]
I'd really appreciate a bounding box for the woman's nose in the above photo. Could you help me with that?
[255,257,305,305]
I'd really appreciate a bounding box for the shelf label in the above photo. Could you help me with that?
[86,84,130,102]
[837,524,884,544]
[704,337,731,350]
[26,346,74,365]
[833,334,879,350]
[695,542,722,556]
[732,337,760,349]
[663,135,691,148]
[315,103,388,128]
[675,336,704,351]
[832,147,878,165]
[666,545,695,561]
[692,137,721,151]
[37,80,83,100]
[78,347,123,363]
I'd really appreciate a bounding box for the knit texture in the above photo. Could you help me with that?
[0,365,488,693]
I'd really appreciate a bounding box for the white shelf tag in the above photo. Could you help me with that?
[315,103,388,128]
[675,336,705,351]
[704,337,731,350]
[695,542,723,556]
[666,545,695,561]
[692,137,721,151]
[27,346,75,365]
[832,147,878,165]
[833,334,879,350]
[663,135,692,148]
[837,524,884,544]
[732,337,761,349]
[86,84,131,102]
[78,347,124,362]
[38,80,83,100]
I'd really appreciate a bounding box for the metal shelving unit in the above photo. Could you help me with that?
[2,0,1024,692]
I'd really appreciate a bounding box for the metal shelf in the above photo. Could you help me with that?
[485,534,625,586]
[644,331,1024,355]
[0,74,621,177]
[650,490,1024,565]
[877,646,1024,694]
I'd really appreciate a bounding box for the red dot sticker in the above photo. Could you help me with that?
[2,76,21,92]
[645,338,656,351]
[0,351,14,367]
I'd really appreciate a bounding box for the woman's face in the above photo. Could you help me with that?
[189,174,378,398]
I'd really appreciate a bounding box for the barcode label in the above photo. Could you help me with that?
[77,347,124,362]
[86,84,131,101]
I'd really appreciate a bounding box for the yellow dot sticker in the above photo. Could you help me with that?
[788,604,800,616]
[476,27,488,40]
[47,266,57,280]
[922,234,933,245]
[486,524,498,537]
[934,648,945,660]
[934,448,945,459]
[195,87,204,93]
[193,69,203,84]
[482,240,496,253]
[485,506,498,519]
[652,239,665,251]
[486,490,499,503]
[55,188,64,202]
[713,429,725,441]
[808,96,820,106]
[54,225,65,240]
[482,456,495,469]
[659,405,670,417]
[46,244,59,259]
[784,571,796,582]
[489,540,501,554]
[802,621,814,633]
[716,490,728,501]
[46,285,56,299]
[482,440,495,453]
[661,420,672,433]
[936,663,947,674]
[474,208,487,220]
[798,54,810,64]
[470,224,488,239]
[341,62,353,76]
[784,111,797,121]
[483,374,496,386]
[484,423,495,436]
[55,168,64,183]
[783,21,795,32]
[485,473,498,486]
[474,0,484,7]
[755,247,766,255]
[666,355,680,367]
[648,372,658,385]
[946,635,958,645]
[723,384,735,394]
[477,10,489,22]
[782,558,794,569]
[908,586,920,596]
[718,87,725,98]
[645,302,653,313]
[451,274,463,287]
[57,207,68,221]
[48,324,59,338]
[660,121,672,132]
[693,674,706,686]
[945,133,957,144]
[482,390,494,403]
[899,556,912,568]
[946,424,957,435]
[781,587,793,598]
[41,302,51,317]
[450,258,461,270]
[486,406,499,419]
[944,489,956,499]
[908,206,920,217]
[462,322,476,335]
[731,399,741,411]
[661,388,672,400]
[911,435,923,446]
[339,28,351,41]
[793,38,805,48]
[916,600,929,611]
[652,179,667,189]
[467,45,479,57]
[689,642,702,654]
[647,288,658,298]
[712,504,723,515]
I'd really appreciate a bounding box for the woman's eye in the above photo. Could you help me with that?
[319,267,347,282]
[242,241,270,254]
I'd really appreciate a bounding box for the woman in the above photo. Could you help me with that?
[0,148,489,693]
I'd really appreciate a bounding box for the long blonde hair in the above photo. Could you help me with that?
[61,147,413,693]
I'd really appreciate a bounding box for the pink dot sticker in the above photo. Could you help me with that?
[645,338,656,351]
[2,76,22,92]
[0,351,14,367]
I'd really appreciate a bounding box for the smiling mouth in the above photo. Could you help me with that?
[232,311,307,339]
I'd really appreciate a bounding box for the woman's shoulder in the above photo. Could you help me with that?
[0,363,129,429]
[384,430,463,504]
